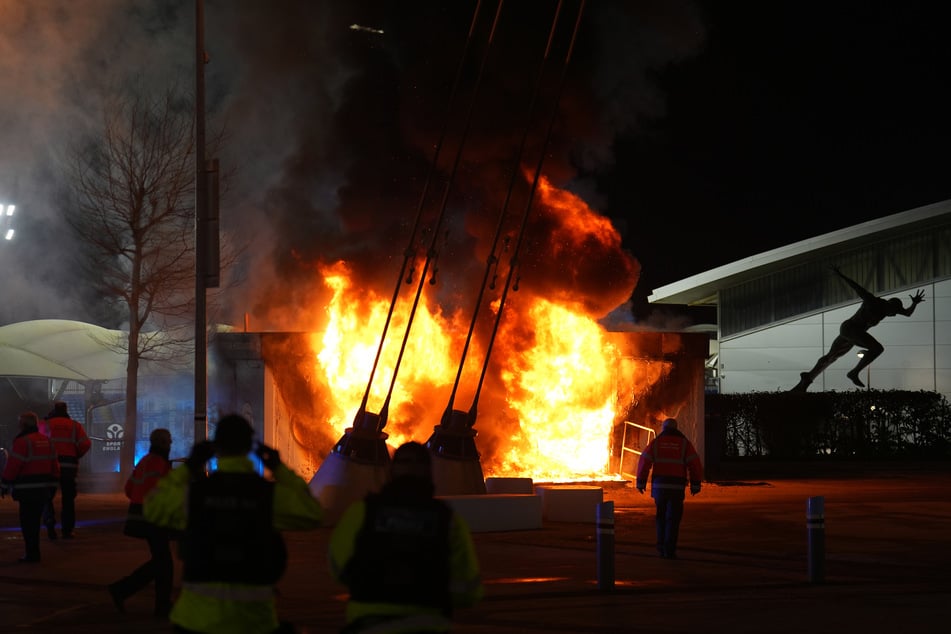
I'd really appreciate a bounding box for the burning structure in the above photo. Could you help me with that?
[209,267,708,523]
[205,2,711,520]
[210,326,706,523]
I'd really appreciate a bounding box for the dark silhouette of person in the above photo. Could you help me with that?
[144,413,322,633]
[108,428,174,618]
[792,266,925,391]
[329,440,483,632]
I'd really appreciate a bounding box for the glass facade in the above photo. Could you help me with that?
[720,221,951,338]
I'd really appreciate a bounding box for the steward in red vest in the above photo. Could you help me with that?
[1,411,60,562]
[636,417,703,559]
[41,401,91,539]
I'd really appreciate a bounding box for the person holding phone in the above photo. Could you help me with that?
[144,414,323,633]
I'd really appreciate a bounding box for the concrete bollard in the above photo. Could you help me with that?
[807,496,825,584]
[597,501,615,592]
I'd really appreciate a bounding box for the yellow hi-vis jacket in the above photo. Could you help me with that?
[144,455,323,634]
[329,498,483,632]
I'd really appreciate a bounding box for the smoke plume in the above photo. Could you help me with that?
[0,0,705,329]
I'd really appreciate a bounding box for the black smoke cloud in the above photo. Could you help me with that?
[0,0,704,329]
[214,0,705,330]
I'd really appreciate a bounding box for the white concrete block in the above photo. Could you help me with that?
[440,494,542,532]
[308,452,388,526]
[535,485,603,523]
[484,477,534,494]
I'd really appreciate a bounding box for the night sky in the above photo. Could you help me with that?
[600,1,951,318]
[0,1,949,329]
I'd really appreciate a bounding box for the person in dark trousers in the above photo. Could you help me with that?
[1,412,61,563]
[329,441,483,633]
[40,401,91,539]
[108,428,175,618]
[791,266,926,392]
[144,413,323,633]
[635,418,703,559]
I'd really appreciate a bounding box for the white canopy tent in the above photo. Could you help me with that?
[0,319,130,381]
[0,319,186,382]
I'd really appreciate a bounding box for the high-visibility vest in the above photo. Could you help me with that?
[44,416,91,472]
[636,430,703,494]
[1,430,60,495]
[125,452,171,503]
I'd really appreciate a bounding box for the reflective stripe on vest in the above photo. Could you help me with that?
[5,433,59,492]
[650,437,688,490]
[58,456,79,472]
[13,481,57,491]
[181,582,274,602]
[49,420,78,445]
[129,467,166,484]
[347,613,451,634]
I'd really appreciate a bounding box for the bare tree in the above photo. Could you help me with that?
[66,89,201,474]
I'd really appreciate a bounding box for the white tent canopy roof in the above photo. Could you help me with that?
[0,319,132,381]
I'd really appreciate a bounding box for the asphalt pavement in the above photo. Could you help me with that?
[1,463,949,633]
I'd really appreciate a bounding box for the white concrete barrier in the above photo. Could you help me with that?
[440,493,543,532]
[485,476,534,494]
[535,485,604,523]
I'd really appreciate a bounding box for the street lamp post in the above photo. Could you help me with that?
[194,0,221,445]
[194,0,208,445]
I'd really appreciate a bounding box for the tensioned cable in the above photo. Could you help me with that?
[351,0,487,431]
[441,0,568,428]
[468,0,587,428]
[375,0,509,432]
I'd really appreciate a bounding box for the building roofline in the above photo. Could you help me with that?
[648,199,951,306]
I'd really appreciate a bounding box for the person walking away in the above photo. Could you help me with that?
[144,413,323,634]
[1,412,61,562]
[108,428,175,618]
[791,266,925,391]
[635,418,703,559]
[329,441,484,633]
[41,400,91,539]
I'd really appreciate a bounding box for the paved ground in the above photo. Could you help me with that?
[1,463,949,633]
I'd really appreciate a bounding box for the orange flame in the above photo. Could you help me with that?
[280,175,688,481]
[311,259,468,449]
[495,299,616,480]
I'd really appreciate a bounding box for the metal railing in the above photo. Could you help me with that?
[619,421,655,480]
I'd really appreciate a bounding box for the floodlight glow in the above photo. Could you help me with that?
[5,204,14,216]
[4,229,13,240]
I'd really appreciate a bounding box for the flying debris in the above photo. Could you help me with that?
[349,24,384,35]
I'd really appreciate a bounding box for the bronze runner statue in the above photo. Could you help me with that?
[791,266,925,391]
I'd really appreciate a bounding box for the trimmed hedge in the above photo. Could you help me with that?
[706,390,951,460]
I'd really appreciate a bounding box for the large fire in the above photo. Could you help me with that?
[272,175,685,481]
